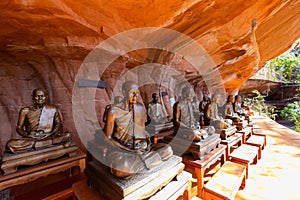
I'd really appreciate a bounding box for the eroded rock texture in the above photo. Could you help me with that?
[0,0,299,152]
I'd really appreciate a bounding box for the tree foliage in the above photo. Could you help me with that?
[280,102,300,132]
[265,49,300,83]
[251,89,277,120]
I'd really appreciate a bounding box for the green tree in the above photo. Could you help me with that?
[251,90,277,120]
[280,102,300,132]
[265,50,300,83]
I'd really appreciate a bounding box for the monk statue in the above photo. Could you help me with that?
[6,88,71,154]
[173,86,209,142]
[224,95,241,122]
[199,95,211,127]
[206,94,232,129]
[103,81,173,178]
[234,95,250,119]
[147,93,171,124]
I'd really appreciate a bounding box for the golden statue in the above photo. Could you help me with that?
[147,93,171,124]
[173,86,207,141]
[6,88,71,154]
[206,94,232,129]
[199,95,211,126]
[224,95,241,122]
[103,81,173,178]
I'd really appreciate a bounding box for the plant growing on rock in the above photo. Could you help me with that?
[251,89,277,120]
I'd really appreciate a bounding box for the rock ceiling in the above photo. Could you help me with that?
[0,0,299,149]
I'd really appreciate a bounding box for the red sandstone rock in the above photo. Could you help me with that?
[0,0,299,152]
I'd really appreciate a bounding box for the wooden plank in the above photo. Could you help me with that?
[149,171,192,200]
[182,144,226,198]
[0,150,86,191]
[72,180,104,200]
[203,161,246,200]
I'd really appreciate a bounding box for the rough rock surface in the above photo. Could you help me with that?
[0,0,299,152]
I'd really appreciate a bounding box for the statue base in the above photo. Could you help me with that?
[146,122,174,135]
[85,155,184,200]
[163,134,221,159]
[216,126,237,140]
[233,120,248,130]
[1,144,78,175]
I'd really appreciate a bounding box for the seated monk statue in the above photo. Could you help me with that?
[234,95,250,119]
[224,95,242,122]
[206,93,233,129]
[103,81,173,178]
[147,93,171,124]
[6,88,71,154]
[199,95,211,127]
[173,86,209,142]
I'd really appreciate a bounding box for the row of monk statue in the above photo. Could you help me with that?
[1,81,249,179]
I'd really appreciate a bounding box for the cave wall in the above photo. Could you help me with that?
[0,0,300,153]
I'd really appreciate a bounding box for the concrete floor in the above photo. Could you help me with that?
[235,115,300,200]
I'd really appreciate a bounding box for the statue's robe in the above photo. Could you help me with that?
[6,105,70,153]
[105,104,173,178]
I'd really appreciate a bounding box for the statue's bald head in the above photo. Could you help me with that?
[181,86,194,100]
[32,88,47,96]
[122,81,140,104]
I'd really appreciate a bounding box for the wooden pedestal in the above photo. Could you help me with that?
[182,144,226,198]
[215,126,237,140]
[245,135,265,159]
[237,126,252,143]
[164,134,221,159]
[0,149,86,191]
[1,145,78,175]
[220,133,243,160]
[229,144,259,178]
[73,171,192,200]
[86,155,185,200]
[203,161,246,200]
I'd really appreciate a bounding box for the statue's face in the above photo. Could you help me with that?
[128,89,139,104]
[229,95,234,103]
[183,87,193,100]
[123,82,140,105]
[213,95,219,103]
[33,90,46,106]
[153,94,159,102]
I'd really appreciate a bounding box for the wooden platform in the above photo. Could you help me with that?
[0,149,86,191]
[215,126,237,140]
[86,155,185,200]
[203,161,246,200]
[73,171,192,200]
[164,134,220,159]
[252,128,267,146]
[233,120,248,131]
[220,133,243,160]
[182,144,226,198]
[245,135,265,159]
[1,145,78,175]
[229,144,259,178]
[237,126,252,143]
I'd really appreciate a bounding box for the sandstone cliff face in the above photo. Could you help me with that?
[0,0,299,151]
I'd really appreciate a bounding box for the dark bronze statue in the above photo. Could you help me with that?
[103,81,173,178]
[224,95,241,122]
[173,86,207,141]
[199,95,211,126]
[233,95,249,117]
[6,88,71,154]
[147,93,170,124]
[206,94,232,129]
